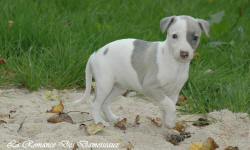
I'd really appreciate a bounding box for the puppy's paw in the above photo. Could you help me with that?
[162,128,180,137]
[166,134,185,145]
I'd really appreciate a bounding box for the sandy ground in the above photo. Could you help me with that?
[0,88,249,150]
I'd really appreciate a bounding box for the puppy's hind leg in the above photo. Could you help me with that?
[91,77,114,126]
[102,85,126,122]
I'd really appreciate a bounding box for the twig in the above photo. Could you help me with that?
[17,116,27,133]
[65,111,89,114]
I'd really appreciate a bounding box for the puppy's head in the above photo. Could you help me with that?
[160,15,210,63]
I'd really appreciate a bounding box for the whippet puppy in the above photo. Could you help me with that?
[74,15,210,136]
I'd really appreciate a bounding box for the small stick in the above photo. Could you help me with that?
[17,116,27,133]
[66,111,89,114]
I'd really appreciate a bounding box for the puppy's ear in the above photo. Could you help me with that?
[160,16,176,33]
[197,19,210,37]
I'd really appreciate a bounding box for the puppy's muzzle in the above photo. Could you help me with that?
[180,51,189,59]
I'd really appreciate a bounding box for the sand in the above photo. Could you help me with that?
[0,88,249,150]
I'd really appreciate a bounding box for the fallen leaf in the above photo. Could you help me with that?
[147,117,162,127]
[46,101,64,113]
[167,134,185,145]
[190,142,203,150]
[173,121,186,132]
[176,95,187,106]
[135,115,140,125]
[72,143,78,150]
[9,110,16,113]
[125,141,134,150]
[180,131,191,139]
[224,146,239,150]
[193,52,200,60]
[190,137,219,150]
[0,58,6,64]
[122,90,129,97]
[199,137,219,150]
[47,113,73,124]
[114,118,127,130]
[193,118,210,127]
[0,120,7,125]
[85,122,104,135]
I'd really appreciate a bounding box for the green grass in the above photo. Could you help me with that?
[0,0,249,114]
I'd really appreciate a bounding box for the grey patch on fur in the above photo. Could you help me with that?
[103,48,109,55]
[131,40,159,85]
[181,16,202,50]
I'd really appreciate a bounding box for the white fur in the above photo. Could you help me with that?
[74,16,209,136]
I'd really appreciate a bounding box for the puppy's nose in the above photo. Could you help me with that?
[180,51,189,58]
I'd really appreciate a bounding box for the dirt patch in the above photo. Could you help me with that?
[0,89,249,150]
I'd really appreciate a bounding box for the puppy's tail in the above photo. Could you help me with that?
[73,56,93,104]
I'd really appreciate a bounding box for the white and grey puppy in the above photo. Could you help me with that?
[74,15,209,135]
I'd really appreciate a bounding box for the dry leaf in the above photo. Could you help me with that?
[173,121,186,132]
[224,146,239,150]
[0,58,6,64]
[176,94,187,106]
[114,118,127,130]
[47,113,73,124]
[122,90,130,97]
[147,117,162,127]
[85,122,104,135]
[190,137,219,150]
[193,52,200,60]
[126,141,134,150]
[9,110,16,113]
[135,115,140,125]
[167,134,185,145]
[72,143,78,150]
[199,137,219,150]
[190,142,203,150]
[46,101,64,113]
[0,120,7,125]
[193,118,210,127]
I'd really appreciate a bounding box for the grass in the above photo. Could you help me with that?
[0,0,249,114]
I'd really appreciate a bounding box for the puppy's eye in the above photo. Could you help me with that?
[172,34,178,39]
[192,35,199,41]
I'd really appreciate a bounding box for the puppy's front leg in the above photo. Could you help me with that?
[160,96,179,136]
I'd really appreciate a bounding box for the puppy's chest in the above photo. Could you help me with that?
[158,67,189,94]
